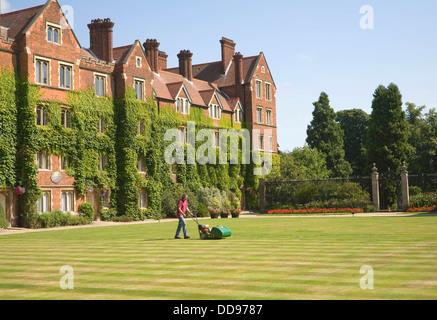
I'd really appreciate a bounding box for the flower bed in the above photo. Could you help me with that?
[267,208,364,215]
[406,207,437,213]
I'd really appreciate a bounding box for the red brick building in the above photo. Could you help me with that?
[0,0,278,226]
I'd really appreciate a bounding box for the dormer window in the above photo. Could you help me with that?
[47,24,61,44]
[235,109,242,123]
[176,98,189,114]
[209,104,221,120]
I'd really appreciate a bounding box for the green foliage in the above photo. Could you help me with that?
[37,211,89,229]
[336,109,370,176]
[409,192,437,208]
[307,92,352,178]
[78,202,94,222]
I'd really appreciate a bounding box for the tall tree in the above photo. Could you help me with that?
[367,84,411,172]
[307,92,352,177]
[336,109,370,176]
[367,84,411,208]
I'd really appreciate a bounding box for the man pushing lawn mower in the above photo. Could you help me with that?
[174,194,192,239]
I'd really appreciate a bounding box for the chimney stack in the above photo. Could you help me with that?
[220,37,236,75]
[88,18,115,63]
[143,39,160,72]
[158,51,168,71]
[178,50,193,81]
[234,52,244,85]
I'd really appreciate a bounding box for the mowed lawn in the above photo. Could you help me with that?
[1,216,437,300]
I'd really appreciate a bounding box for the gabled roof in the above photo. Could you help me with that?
[153,71,232,112]
[226,97,243,113]
[113,45,133,64]
[165,55,260,88]
[0,5,44,39]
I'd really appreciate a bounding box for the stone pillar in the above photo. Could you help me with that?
[371,164,380,211]
[259,178,266,214]
[401,162,410,211]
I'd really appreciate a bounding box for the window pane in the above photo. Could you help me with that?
[43,193,49,213]
[65,67,71,88]
[61,192,66,212]
[67,192,72,212]
[37,197,43,213]
[60,66,64,87]
[100,78,104,96]
[42,62,48,85]
[36,61,41,83]
[53,28,58,43]
[47,27,52,42]
[95,77,99,95]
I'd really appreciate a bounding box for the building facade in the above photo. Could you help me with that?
[0,0,278,227]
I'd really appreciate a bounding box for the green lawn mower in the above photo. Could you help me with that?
[188,213,232,240]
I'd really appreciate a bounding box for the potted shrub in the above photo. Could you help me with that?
[220,209,230,219]
[209,209,219,219]
[231,209,241,218]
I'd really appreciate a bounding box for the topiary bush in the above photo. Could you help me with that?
[78,202,95,222]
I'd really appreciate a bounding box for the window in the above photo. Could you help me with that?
[134,79,144,101]
[47,25,60,44]
[209,104,221,119]
[61,108,71,128]
[261,66,266,74]
[137,155,146,173]
[35,59,49,85]
[139,189,148,209]
[235,109,242,123]
[95,75,106,97]
[170,165,177,175]
[36,106,47,126]
[136,57,142,68]
[98,155,108,171]
[61,191,74,213]
[269,136,274,152]
[37,151,51,171]
[60,65,72,89]
[177,98,189,114]
[61,156,71,170]
[215,132,220,147]
[265,83,271,101]
[138,121,145,136]
[258,134,264,151]
[257,107,263,124]
[266,109,272,125]
[37,192,51,213]
[98,118,105,134]
[256,80,262,99]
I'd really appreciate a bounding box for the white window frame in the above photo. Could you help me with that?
[209,104,221,120]
[257,107,263,124]
[59,62,73,90]
[134,78,145,101]
[95,73,107,97]
[139,189,148,209]
[37,191,51,213]
[36,106,47,126]
[266,108,273,125]
[136,57,142,68]
[256,79,263,99]
[46,22,62,45]
[61,190,75,213]
[258,134,264,151]
[61,107,71,128]
[37,150,51,171]
[176,97,190,115]
[35,56,51,86]
[265,82,272,101]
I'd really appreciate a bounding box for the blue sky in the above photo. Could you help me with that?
[3,0,437,151]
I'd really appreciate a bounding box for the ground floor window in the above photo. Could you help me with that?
[139,189,148,209]
[61,191,74,213]
[37,192,51,213]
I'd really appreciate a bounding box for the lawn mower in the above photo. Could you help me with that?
[188,213,232,240]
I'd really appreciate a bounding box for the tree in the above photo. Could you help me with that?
[336,109,370,176]
[406,103,437,174]
[307,92,352,178]
[367,84,411,208]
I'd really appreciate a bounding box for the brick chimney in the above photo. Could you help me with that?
[88,18,115,63]
[143,39,160,72]
[178,50,193,81]
[158,51,168,71]
[234,52,244,85]
[220,37,236,75]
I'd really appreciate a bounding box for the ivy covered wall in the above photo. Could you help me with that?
[0,68,264,227]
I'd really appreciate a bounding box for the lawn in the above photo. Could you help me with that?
[0,216,436,300]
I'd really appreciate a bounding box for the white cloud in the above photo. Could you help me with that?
[0,0,12,14]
